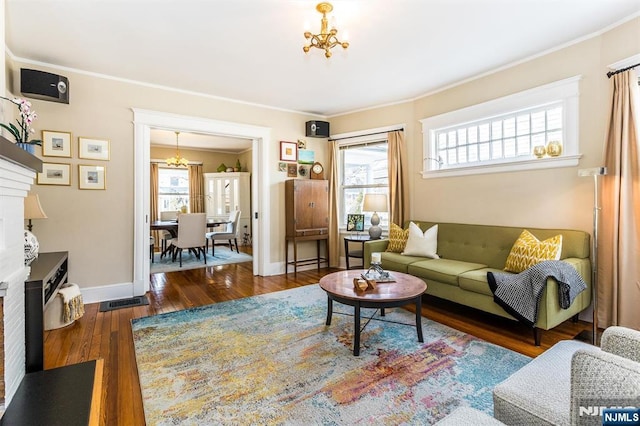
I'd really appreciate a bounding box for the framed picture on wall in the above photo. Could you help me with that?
[42,130,72,157]
[37,163,71,185]
[79,165,106,190]
[287,163,298,177]
[280,141,297,162]
[79,137,110,160]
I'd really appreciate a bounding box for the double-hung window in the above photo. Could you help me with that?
[421,76,581,178]
[157,167,190,213]
[339,139,389,230]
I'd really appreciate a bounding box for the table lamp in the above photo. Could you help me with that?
[363,193,388,240]
[24,194,48,231]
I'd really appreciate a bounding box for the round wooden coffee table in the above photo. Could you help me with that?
[319,269,427,356]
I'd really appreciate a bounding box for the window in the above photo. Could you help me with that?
[158,167,189,212]
[339,140,389,230]
[421,76,581,178]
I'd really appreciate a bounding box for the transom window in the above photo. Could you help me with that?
[434,103,563,167]
[421,76,581,177]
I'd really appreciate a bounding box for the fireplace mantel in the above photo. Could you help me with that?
[0,136,42,173]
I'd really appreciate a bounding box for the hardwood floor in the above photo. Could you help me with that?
[44,256,591,425]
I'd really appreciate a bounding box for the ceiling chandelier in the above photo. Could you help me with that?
[303,2,349,58]
[165,131,189,167]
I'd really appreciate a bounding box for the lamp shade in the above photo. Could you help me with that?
[24,194,48,220]
[362,193,388,213]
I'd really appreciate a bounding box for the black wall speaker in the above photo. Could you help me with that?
[20,68,69,104]
[305,120,330,138]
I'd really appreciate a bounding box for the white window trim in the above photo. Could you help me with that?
[420,76,582,178]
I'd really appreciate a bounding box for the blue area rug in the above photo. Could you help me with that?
[150,245,252,274]
[131,284,530,425]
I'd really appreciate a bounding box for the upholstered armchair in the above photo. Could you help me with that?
[493,326,640,425]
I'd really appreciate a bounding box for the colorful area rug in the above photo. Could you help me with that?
[150,246,252,274]
[131,285,530,425]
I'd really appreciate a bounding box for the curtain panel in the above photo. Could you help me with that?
[600,69,640,329]
[189,164,205,214]
[388,130,408,226]
[328,140,340,267]
[150,163,160,247]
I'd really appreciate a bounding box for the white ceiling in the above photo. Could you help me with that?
[5,0,640,149]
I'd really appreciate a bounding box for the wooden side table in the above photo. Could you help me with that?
[344,235,371,269]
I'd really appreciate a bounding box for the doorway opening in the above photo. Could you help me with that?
[132,109,271,295]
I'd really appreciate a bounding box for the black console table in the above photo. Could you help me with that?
[25,251,68,373]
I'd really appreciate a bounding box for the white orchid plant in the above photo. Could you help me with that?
[0,96,41,145]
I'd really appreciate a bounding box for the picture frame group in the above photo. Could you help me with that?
[37,130,110,189]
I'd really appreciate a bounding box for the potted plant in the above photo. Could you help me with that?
[0,96,41,153]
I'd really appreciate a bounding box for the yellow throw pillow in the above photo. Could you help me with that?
[386,223,409,253]
[504,229,563,273]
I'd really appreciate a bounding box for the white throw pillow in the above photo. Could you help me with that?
[402,222,440,258]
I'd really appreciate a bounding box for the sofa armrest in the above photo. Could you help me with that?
[570,348,640,423]
[601,326,640,363]
[363,240,389,268]
[561,257,592,287]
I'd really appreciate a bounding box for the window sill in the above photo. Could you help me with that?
[420,154,582,179]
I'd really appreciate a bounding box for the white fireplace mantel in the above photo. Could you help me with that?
[0,136,41,412]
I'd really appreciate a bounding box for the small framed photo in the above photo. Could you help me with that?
[280,141,297,162]
[297,139,307,149]
[347,214,365,232]
[287,163,298,177]
[42,130,72,157]
[278,162,287,172]
[79,137,110,161]
[298,150,315,165]
[79,165,106,190]
[37,163,71,186]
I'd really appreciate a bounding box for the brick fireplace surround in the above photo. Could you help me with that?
[0,138,41,415]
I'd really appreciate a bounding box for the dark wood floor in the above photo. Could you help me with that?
[44,252,591,425]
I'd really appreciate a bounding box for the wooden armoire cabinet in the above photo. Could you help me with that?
[284,179,329,273]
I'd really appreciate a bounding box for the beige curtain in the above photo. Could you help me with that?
[328,140,340,267]
[387,130,409,226]
[150,163,160,246]
[600,69,640,329]
[189,164,205,213]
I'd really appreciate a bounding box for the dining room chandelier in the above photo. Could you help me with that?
[165,131,189,167]
[303,2,349,58]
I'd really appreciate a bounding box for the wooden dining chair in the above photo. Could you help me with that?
[167,213,207,267]
[205,210,241,256]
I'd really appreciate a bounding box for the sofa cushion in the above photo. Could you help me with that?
[458,267,506,296]
[408,259,487,286]
[504,229,563,273]
[386,223,409,253]
[402,223,439,258]
[380,252,429,273]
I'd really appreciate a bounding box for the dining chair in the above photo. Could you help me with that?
[167,213,207,267]
[205,210,241,256]
[159,210,180,253]
[149,235,155,263]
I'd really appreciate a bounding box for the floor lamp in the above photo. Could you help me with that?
[576,166,607,345]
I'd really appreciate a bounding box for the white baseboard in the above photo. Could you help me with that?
[80,281,136,304]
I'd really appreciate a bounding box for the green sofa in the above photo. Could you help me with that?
[363,221,592,345]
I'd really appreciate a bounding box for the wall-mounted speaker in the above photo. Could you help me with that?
[20,68,69,104]
[305,120,330,138]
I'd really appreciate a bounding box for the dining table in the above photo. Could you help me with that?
[150,219,230,259]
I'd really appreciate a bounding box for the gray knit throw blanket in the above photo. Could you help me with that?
[487,260,587,327]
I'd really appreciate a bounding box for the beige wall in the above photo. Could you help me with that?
[8,56,325,290]
[331,17,640,239]
[7,16,638,295]
[150,146,251,174]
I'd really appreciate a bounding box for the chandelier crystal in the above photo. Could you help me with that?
[165,131,189,167]
[303,2,349,58]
